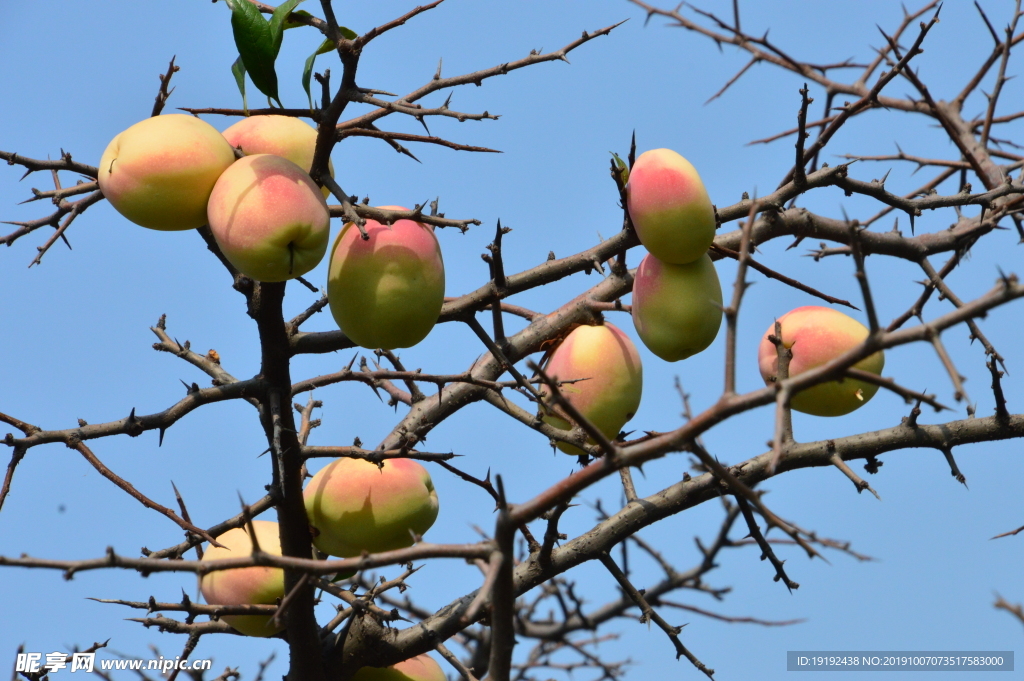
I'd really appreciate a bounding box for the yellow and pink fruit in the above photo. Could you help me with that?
[327,206,445,350]
[351,655,447,681]
[631,253,723,362]
[304,457,440,558]
[206,153,331,282]
[221,115,334,197]
[98,114,236,231]
[540,322,643,455]
[757,306,885,417]
[626,148,716,265]
[199,520,285,638]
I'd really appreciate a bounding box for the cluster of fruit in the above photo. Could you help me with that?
[536,149,722,454]
[200,457,440,679]
[97,113,445,351]
[539,148,884,454]
[97,118,882,670]
[98,113,446,676]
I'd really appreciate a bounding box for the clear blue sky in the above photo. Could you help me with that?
[1,1,1021,679]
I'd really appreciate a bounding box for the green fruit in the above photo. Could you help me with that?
[206,154,331,282]
[626,148,716,264]
[304,457,440,558]
[221,114,335,198]
[98,114,236,231]
[351,655,447,681]
[327,207,445,350]
[757,306,885,416]
[199,521,285,638]
[540,322,643,455]
[631,253,723,362]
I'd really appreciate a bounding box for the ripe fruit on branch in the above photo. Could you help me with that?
[199,520,285,638]
[304,457,440,558]
[539,322,643,455]
[221,114,335,197]
[207,153,331,282]
[626,148,716,265]
[97,114,236,231]
[350,655,447,681]
[631,253,723,362]
[327,207,445,350]
[757,305,885,417]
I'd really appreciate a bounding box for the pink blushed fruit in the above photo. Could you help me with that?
[757,306,885,417]
[626,148,716,265]
[221,115,335,198]
[206,153,330,282]
[631,252,723,362]
[199,520,285,638]
[97,114,236,231]
[540,322,643,455]
[303,457,440,558]
[327,206,445,350]
[351,654,447,681]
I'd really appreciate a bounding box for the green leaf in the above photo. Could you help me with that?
[315,37,337,55]
[283,9,315,30]
[611,152,630,185]
[302,37,335,110]
[228,0,281,106]
[339,26,358,40]
[269,0,305,57]
[231,55,249,116]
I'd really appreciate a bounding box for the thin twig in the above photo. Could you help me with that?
[711,242,857,308]
[72,441,221,547]
[151,56,180,117]
[598,552,713,678]
[723,200,760,395]
[733,495,800,591]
